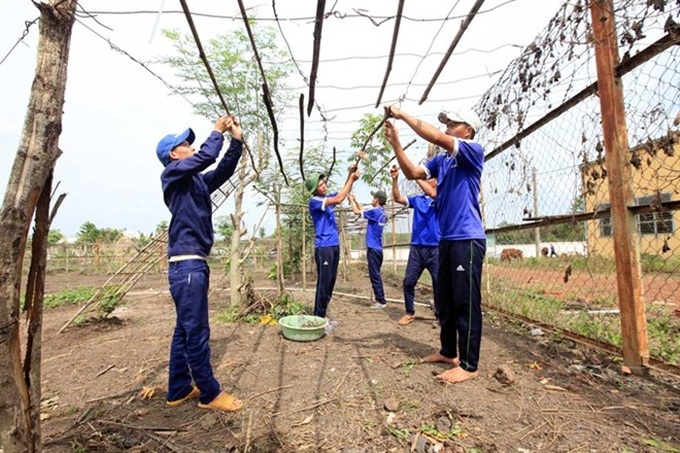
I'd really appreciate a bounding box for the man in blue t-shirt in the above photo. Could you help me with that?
[304,165,360,321]
[156,114,244,412]
[384,105,486,384]
[348,189,388,309]
[389,165,440,326]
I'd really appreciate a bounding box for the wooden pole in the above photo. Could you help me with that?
[392,199,397,272]
[301,205,306,291]
[275,190,284,298]
[589,0,648,374]
[533,167,541,258]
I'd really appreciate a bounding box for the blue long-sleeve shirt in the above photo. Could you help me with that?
[161,131,243,258]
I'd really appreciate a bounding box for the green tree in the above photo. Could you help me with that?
[216,215,234,242]
[161,25,292,139]
[348,113,393,188]
[155,220,169,235]
[545,194,586,242]
[258,226,266,238]
[47,229,64,245]
[75,221,123,244]
[495,221,534,245]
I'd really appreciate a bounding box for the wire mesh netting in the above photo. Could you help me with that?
[474,0,679,366]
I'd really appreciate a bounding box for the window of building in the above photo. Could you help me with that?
[597,203,612,237]
[597,193,674,238]
[636,193,674,235]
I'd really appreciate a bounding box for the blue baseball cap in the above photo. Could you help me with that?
[156,128,195,166]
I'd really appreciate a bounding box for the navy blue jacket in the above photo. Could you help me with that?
[161,131,243,258]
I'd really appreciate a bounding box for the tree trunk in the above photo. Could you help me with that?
[229,158,247,307]
[0,2,77,451]
[23,171,60,451]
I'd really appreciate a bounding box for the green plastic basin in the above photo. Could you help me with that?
[278,315,328,342]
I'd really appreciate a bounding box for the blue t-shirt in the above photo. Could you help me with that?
[309,192,340,248]
[422,137,485,241]
[406,194,440,246]
[362,207,386,250]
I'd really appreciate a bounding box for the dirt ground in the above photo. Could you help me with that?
[36,266,680,453]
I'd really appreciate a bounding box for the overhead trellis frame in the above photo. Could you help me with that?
[272,0,331,147]
[419,0,486,105]
[375,0,405,108]
[236,0,289,185]
[177,0,259,177]
[308,0,327,116]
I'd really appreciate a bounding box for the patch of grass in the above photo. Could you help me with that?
[491,252,679,275]
[646,306,680,365]
[362,418,378,430]
[386,426,410,441]
[43,287,97,309]
[401,400,421,411]
[565,313,623,347]
[640,253,680,274]
[216,293,311,325]
[271,293,310,319]
[643,438,680,452]
[216,306,260,325]
[420,422,462,440]
[97,294,124,318]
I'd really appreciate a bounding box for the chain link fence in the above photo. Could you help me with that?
[475,0,679,368]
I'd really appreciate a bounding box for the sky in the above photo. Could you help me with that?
[0,0,564,239]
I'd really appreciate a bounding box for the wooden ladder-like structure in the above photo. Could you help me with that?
[58,180,238,333]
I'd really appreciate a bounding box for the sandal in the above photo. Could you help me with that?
[166,386,200,407]
[198,391,244,412]
[398,314,416,326]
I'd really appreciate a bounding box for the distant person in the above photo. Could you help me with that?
[384,105,486,384]
[550,244,558,258]
[389,164,440,326]
[156,114,244,412]
[305,165,360,325]
[348,189,388,309]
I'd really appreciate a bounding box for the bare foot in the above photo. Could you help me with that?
[420,353,460,366]
[435,367,479,384]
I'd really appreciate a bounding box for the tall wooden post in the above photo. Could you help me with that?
[301,205,306,291]
[589,0,648,374]
[275,190,284,298]
[533,168,541,258]
[391,200,397,272]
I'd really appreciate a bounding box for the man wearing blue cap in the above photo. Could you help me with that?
[384,105,486,385]
[348,189,388,309]
[156,114,244,412]
[304,165,360,325]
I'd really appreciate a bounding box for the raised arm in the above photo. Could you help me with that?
[325,164,360,207]
[416,178,436,198]
[389,165,407,205]
[384,120,427,180]
[386,105,453,152]
[204,115,244,192]
[348,193,363,215]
